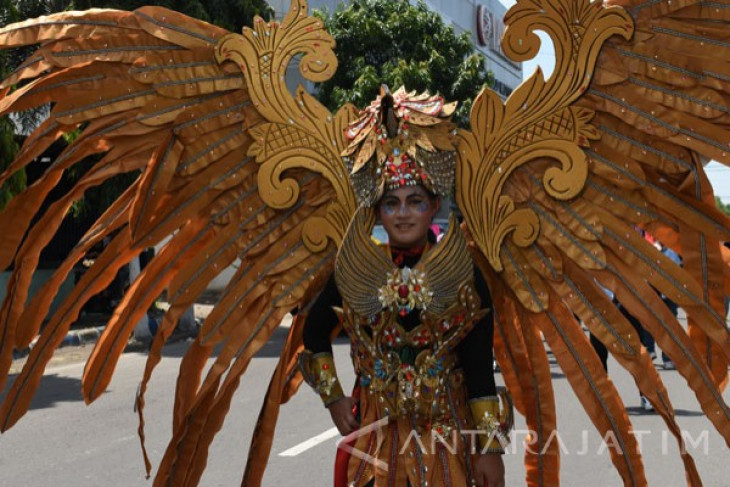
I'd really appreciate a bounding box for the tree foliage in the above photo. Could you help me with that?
[0,0,25,210]
[716,196,730,216]
[313,0,493,127]
[0,117,23,212]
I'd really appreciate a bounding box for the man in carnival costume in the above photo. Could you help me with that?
[0,1,729,486]
[299,86,513,487]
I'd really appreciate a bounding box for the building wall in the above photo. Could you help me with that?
[423,0,521,96]
[267,0,522,99]
[0,270,76,323]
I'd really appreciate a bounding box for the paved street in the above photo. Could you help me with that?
[2,320,729,486]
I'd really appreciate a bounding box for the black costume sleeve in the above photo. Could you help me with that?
[302,274,342,354]
[456,266,497,399]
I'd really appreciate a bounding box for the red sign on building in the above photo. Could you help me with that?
[476,5,494,48]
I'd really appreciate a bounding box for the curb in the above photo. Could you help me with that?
[11,327,103,361]
[61,326,105,348]
[9,299,217,366]
[11,324,200,362]
[10,298,245,363]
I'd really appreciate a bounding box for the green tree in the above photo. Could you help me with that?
[0,117,24,212]
[0,0,25,210]
[313,0,493,127]
[716,196,730,216]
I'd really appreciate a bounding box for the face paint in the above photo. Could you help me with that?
[381,194,429,215]
[415,199,429,213]
[399,201,409,215]
[381,199,398,215]
[377,186,440,248]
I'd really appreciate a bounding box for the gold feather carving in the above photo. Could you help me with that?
[215,0,357,252]
[335,210,473,318]
[456,0,633,272]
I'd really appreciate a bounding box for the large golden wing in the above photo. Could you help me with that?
[457,0,730,485]
[0,1,357,485]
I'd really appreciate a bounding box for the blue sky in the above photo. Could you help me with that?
[497,0,730,203]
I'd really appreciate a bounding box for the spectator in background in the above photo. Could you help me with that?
[590,297,658,412]
[640,233,679,370]
[643,240,679,370]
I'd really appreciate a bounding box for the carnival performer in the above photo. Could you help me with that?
[1,1,729,486]
[299,87,510,487]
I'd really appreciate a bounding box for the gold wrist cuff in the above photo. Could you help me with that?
[298,351,345,407]
[469,388,514,453]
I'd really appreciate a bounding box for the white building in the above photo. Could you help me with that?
[267,0,522,99]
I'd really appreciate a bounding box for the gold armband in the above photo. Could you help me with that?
[469,388,514,454]
[298,350,345,407]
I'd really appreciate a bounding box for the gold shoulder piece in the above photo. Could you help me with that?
[416,214,474,316]
[334,207,392,317]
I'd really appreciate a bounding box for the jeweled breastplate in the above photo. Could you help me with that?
[334,210,487,428]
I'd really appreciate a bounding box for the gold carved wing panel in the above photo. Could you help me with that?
[215,0,358,251]
[456,0,633,273]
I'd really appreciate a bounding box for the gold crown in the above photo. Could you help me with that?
[342,86,458,206]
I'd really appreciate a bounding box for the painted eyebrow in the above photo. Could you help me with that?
[405,193,427,201]
[382,190,426,202]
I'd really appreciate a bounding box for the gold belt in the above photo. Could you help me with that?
[358,350,463,426]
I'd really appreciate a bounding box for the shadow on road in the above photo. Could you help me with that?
[254,326,296,358]
[1,373,84,411]
[670,408,706,417]
[625,406,704,417]
[124,323,296,361]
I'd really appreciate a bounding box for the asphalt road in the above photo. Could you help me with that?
[2,321,729,486]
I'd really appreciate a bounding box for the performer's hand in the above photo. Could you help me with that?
[327,396,360,436]
[472,452,505,487]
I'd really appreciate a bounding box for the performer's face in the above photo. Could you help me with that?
[378,186,440,248]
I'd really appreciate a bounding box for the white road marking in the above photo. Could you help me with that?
[278,427,340,457]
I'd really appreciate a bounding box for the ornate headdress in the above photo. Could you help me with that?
[342,86,458,206]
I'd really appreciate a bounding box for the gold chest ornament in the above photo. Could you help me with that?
[334,210,487,429]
